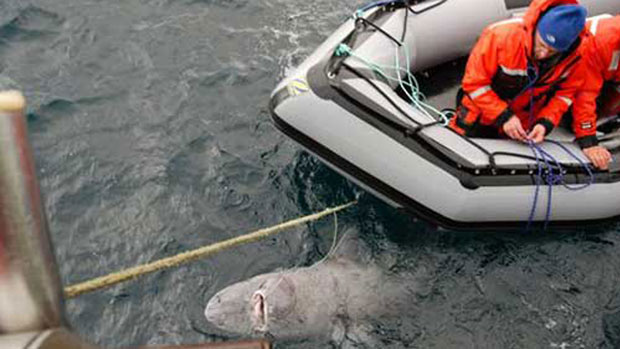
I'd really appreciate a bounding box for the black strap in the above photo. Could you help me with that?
[406,0,449,14]
[355,17,402,47]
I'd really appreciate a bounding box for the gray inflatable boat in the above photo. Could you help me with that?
[269,0,620,230]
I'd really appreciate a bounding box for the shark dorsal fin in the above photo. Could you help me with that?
[324,228,371,265]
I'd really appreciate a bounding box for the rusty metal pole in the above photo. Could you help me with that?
[0,91,65,333]
[0,90,271,349]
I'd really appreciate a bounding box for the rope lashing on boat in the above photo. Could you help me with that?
[395,39,451,126]
[525,141,595,230]
[520,64,594,230]
[64,201,357,298]
[334,43,450,125]
[340,61,444,135]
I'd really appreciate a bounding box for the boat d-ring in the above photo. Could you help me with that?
[354,17,366,31]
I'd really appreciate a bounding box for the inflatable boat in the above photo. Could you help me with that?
[269,0,620,230]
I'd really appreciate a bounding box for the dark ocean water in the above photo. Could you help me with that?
[3,0,620,348]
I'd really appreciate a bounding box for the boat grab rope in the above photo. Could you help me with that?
[64,201,356,298]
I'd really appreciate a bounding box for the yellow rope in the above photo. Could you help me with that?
[64,201,357,298]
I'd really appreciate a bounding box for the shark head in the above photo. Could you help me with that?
[205,230,375,340]
[205,271,298,337]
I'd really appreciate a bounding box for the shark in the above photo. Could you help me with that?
[204,230,419,347]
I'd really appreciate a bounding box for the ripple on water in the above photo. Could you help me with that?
[0,6,64,42]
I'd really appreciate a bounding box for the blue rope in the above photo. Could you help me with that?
[525,64,539,129]
[526,141,595,231]
[547,140,595,190]
[522,63,594,231]
[524,64,544,231]
[528,142,560,230]
[526,142,544,232]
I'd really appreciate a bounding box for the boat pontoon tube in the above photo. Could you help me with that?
[270,0,620,230]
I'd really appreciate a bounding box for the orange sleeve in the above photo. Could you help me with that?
[535,61,584,128]
[572,42,605,145]
[462,28,511,126]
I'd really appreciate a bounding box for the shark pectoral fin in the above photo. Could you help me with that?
[330,316,347,347]
[341,323,379,349]
[330,318,378,349]
[324,228,371,265]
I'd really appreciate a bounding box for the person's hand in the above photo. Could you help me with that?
[502,116,528,141]
[527,124,546,144]
[583,145,612,170]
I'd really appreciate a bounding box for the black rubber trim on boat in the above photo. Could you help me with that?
[269,104,620,231]
[406,0,448,14]
[271,72,620,189]
[504,0,530,9]
[318,59,613,184]
[324,58,620,184]
[327,81,620,187]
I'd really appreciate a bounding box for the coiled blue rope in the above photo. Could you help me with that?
[523,63,594,231]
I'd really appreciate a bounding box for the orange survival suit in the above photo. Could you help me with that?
[449,0,588,138]
[571,15,620,148]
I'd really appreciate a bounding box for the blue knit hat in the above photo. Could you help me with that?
[537,5,587,52]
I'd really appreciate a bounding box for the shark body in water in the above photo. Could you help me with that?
[204,232,419,347]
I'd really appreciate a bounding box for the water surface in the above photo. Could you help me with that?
[2,0,620,347]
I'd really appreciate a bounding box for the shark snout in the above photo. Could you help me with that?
[204,285,259,335]
[204,294,224,326]
[204,273,295,336]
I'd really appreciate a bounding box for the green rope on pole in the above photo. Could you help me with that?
[333,31,450,125]
[64,201,357,298]
[335,43,353,57]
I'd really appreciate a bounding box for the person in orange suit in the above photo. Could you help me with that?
[570,15,620,170]
[450,0,588,146]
